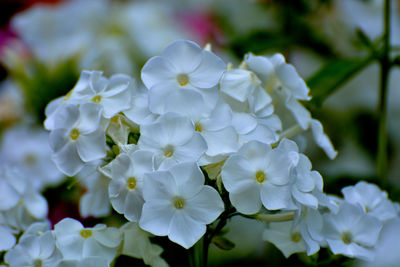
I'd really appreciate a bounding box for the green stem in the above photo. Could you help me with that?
[377,0,392,187]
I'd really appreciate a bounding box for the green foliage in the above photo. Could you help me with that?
[307,56,375,107]
[9,59,79,124]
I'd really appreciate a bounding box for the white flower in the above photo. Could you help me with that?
[139,162,224,248]
[322,202,382,261]
[263,221,306,258]
[141,40,226,114]
[107,151,154,222]
[0,167,48,222]
[5,231,62,267]
[342,181,398,222]
[54,218,122,263]
[11,0,107,65]
[184,99,239,161]
[221,140,292,214]
[0,125,64,189]
[49,103,106,176]
[121,222,168,267]
[138,113,207,170]
[71,70,134,119]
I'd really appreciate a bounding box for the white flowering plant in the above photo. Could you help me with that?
[2,36,399,267]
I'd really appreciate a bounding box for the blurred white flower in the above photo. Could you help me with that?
[5,231,62,267]
[121,222,168,267]
[140,162,224,248]
[322,202,382,261]
[0,125,64,189]
[342,181,398,222]
[263,221,306,258]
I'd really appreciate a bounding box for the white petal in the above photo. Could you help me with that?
[232,112,257,134]
[229,183,262,215]
[49,128,69,153]
[285,96,311,130]
[168,211,206,249]
[245,53,274,83]
[23,191,48,219]
[189,50,226,88]
[124,191,144,222]
[92,227,122,248]
[141,56,177,89]
[202,127,239,157]
[0,179,19,211]
[77,103,103,134]
[185,185,224,224]
[0,226,16,251]
[169,162,204,198]
[221,155,254,192]
[310,119,338,159]
[173,133,207,165]
[162,40,202,73]
[53,104,79,130]
[76,129,106,162]
[101,88,132,118]
[139,201,175,236]
[52,142,84,176]
[260,184,291,210]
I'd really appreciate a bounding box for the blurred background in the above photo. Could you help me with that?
[0,0,399,266]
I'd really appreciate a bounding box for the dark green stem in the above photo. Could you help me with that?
[377,0,392,187]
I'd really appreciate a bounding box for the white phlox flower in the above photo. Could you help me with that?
[138,113,207,170]
[0,167,48,227]
[49,103,106,176]
[5,230,62,267]
[322,202,382,261]
[70,70,134,119]
[342,181,398,222]
[107,151,154,222]
[121,222,168,267]
[263,221,306,258]
[185,99,239,162]
[54,218,122,263]
[221,140,292,214]
[141,40,226,114]
[139,162,224,249]
[0,125,64,189]
[57,257,109,267]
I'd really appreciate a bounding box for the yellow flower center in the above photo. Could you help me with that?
[80,229,92,239]
[24,154,37,165]
[290,232,302,243]
[127,177,137,190]
[164,145,174,158]
[177,73,189,86]
[110,115,120,124]
[91,95,102,103]
[33,259,43,267]
[195,122,202,132]
[69,128,80,140]
[173,197,185,209]
[341,231,353,245]
[255,171,266,183]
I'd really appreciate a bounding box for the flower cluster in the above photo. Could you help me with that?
[2,40,399,266]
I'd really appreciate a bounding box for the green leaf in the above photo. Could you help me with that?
[211,236,235,250]
[307,56,375,107]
